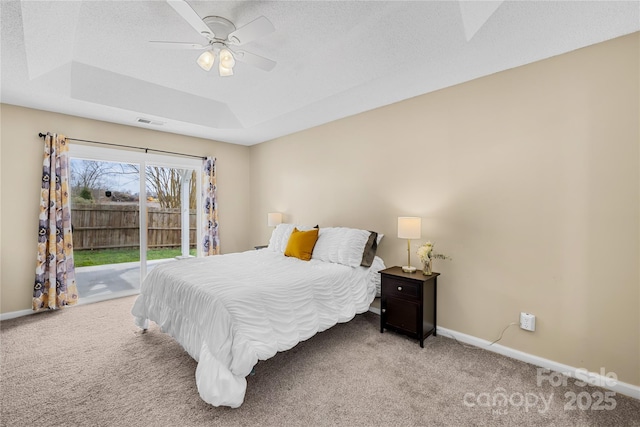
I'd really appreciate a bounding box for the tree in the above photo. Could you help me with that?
[124,165,196,209]
[70,159,140,203]
[146,167,196,209]
[79,187,93,200]
[70,160,113,196]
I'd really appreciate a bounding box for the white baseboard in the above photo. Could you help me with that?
[436,326,640,400]
[0,308,34,321]
[368,306,380,315]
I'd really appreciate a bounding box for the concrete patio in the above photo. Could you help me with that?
[75,259,176,299]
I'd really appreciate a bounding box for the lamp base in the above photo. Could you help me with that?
[402,265,417,273]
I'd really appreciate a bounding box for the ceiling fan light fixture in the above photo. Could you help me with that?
[219,63,234,77]
[219,48,236,69]
[220,49,236,68]
[196,50,215,71]
[218,48,235,76]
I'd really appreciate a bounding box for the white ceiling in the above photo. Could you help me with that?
[2,1,639,146]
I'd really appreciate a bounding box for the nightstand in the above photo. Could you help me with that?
[379,266,441,348]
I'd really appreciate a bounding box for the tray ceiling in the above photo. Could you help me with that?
[1,1,638,145]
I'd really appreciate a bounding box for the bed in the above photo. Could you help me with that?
[131,224,385,407]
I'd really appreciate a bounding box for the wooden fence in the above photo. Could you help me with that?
[72,204,196,250]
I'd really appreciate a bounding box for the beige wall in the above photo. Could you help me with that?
[0,105,251,313]
[250,33,639,386]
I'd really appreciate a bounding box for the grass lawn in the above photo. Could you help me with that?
[74,247,196,267]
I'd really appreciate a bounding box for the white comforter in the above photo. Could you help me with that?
[131,250,383,407]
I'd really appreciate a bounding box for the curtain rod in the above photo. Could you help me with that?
[38,132,207,160]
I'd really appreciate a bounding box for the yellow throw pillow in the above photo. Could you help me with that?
[284,227,319,261]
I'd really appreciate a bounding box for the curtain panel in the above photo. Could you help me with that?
[33,133,79,311]
[202,157,220,255]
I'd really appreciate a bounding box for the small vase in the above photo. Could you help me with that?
[422,259,432,275]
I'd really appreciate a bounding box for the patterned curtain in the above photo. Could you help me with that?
[202,157,220,255]
[33,133,78,311]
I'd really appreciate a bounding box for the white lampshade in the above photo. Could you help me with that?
[267,212,283,227]
[196,50,215,71]
[218,48,235,76]
[219,48,235,69]
[397,217,421,239]
[218,64,234,76]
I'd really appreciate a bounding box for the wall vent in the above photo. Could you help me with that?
[136,117,164,126]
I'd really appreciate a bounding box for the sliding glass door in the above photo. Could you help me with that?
[70,158,142,299]
[69,144,202,303]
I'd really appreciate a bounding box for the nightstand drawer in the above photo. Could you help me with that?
[381,277,420,300]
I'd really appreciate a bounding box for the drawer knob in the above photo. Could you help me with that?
[381,308,386,313]
[397,286,402,291]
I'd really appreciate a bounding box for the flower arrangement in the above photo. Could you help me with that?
[417,241,451,275]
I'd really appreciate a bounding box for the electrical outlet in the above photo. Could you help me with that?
[520,312,536,331]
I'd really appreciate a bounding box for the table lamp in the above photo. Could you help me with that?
[267,212,283,227]
[398,216,421,273]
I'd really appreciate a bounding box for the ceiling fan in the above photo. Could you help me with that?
[151,0,277,76]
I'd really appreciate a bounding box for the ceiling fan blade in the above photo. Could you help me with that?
[232,49,276,71]
[167,0,214,39]
[227,16,275,45]
[149,41,208,50]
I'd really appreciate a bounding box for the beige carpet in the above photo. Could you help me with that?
[1,295,638,426]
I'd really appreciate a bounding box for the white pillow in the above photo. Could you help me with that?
[268,223,315,253]
[312,227,371,267]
